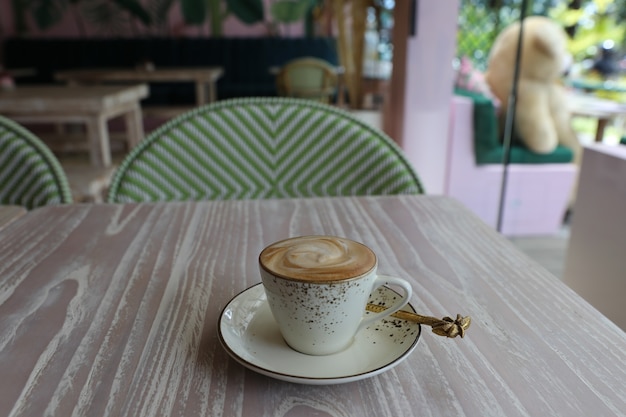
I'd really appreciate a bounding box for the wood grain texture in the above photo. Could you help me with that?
[1,196,625,417]
[0,206,27,231]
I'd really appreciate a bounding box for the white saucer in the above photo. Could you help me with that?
[218,283,421,385]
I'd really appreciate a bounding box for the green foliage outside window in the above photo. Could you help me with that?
[457,0,626,69]
[549,0,626,61]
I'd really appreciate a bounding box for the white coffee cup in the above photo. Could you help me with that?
[259,235,413,356]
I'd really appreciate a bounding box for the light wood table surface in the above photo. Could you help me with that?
[0,84,148,167]
[1,196,625,416]
[0,205,27,230]
[56,67,224,118]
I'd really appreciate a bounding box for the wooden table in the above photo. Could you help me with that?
[56,67,224,118]
[568,91,626,142]
[0,205,27,230]
[0,84,148,167]
[1,196,625,416]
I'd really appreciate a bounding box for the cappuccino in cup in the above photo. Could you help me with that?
[259,235,413,356]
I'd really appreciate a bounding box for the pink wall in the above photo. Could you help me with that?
[400,0,459,195]
[0,1,303,39]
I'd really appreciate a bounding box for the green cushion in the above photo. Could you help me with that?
[107,97,424,203]
[477,144,574,164]
[454,88,574,164]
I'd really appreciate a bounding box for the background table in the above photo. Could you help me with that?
[567,78,626,94]
[0,84,148,167]
[568,91,626,142]
[56,67,224,118]
[1,196,625,416]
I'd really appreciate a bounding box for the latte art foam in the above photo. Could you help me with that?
[259,236,376,281]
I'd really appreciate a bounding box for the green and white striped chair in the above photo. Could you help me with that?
[0,115,72,209]
[107,97,424,203]
[276,57,339,103]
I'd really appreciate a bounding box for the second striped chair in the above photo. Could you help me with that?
[0,115,72,209]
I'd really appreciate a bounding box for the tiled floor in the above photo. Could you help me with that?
[59,154,121,203]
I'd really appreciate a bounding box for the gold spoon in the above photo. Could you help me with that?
[366,304,471,338]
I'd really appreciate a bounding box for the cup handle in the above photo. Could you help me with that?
[357,275,413,331]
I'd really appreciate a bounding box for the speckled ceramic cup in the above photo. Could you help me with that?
[259,235,413,356]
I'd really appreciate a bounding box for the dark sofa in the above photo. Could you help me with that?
[3,37,339,105]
